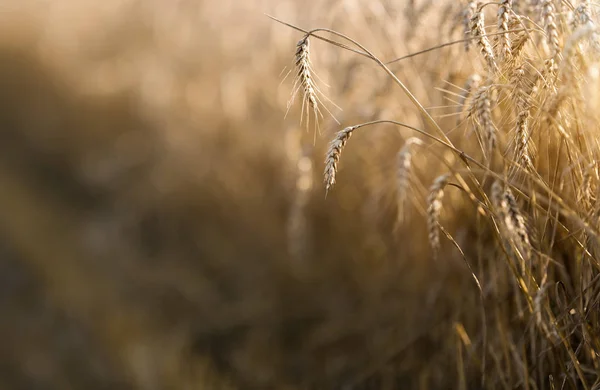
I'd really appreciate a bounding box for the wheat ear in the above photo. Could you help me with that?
[463,1,478,52]
[471,85,496,160]
[491,180,531,261]
[541,0,560,59]
[573,0,592,28]
[514,110,532,169]
[396,138,423,223]
[510,29,529,62]
[471,3,499,72]
[293,35,319,127]
[457,73,482,124]
[324,126,356,191]
[427,174,450,259]
[497,0,513,61]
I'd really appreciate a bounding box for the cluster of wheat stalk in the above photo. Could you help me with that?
[276,0,600,388]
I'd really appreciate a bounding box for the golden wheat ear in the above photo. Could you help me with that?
[288,34,340,133]
[470,85,496,161]
[491,180,531,261]
[427,174,450,259]
[541,0,560,59]
[497,0,513,62]
[323,126,356,192]
[463,1,478,52]
[396,137,423,225]
[470,2,499,72]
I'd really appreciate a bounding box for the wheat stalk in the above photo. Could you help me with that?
[288,147,314,263]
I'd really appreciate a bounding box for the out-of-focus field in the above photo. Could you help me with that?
[2,0,600,389]
[0,1,473,389]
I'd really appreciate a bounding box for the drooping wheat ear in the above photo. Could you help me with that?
[463,1,478,52]
[511,64,528,110]
[544,89,566,129]
[470,3,499,72]
[457,73,482,123]
[510,27,529,64]
[491,180,531,260]
[288,148,313,263]
[396,138,423,224]
[324,126,356,191]
[536,57,558,92]
[471,85,496,160]
[533,283,557,340]
[293,35,319,126]
[427,174,450,259]
[582,161,597,205]
[514,110,533,170]
[541,0,560,59]
[563,22,599,74]
[511,0,523,16]
[497,0,513,61]
[573,0,592,28]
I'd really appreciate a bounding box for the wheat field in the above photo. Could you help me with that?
[1,0,600,389]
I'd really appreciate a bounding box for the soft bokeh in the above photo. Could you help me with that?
[3,1,600,389]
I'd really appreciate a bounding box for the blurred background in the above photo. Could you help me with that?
[0,1,488,389]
